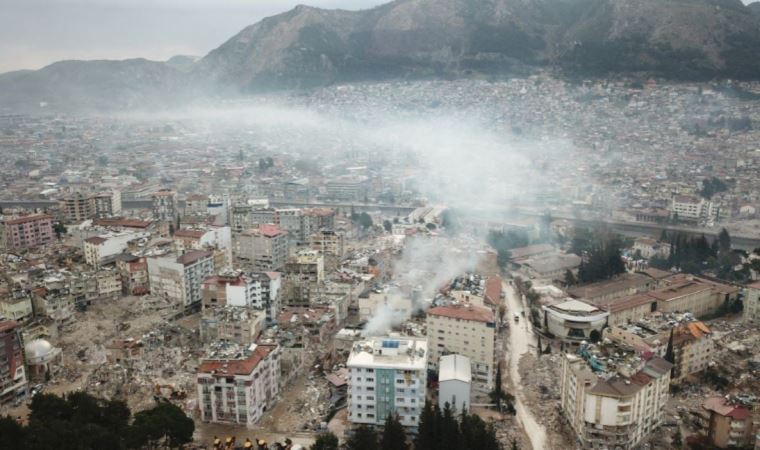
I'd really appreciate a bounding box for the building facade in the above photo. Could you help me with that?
[147,250,215,307]
[197,344,281,427]
[152,189,178,222]
[1,214,54,251]
[0,321,28,405]
[347,337,427,429]
[560,347,672,450]
[426,305,496,393]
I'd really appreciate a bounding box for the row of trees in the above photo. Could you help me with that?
[0,392,194,450]
[487,229,531,269]
[311,402,503,450]
[576,238,626,284]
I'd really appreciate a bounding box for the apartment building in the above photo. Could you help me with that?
[184,194,209,215]
[703,396,757,449]
[115,255,149,295]
[147,250,215,308]
[61,192,92,223]
[197,344,281,427]
[347,337,427,429]
[326,177,369,201]
[670,195,718,222]
[426,304,496,393]
[0,291,34,323]
[173,226,232,269]
[275,209,304,243]
[0,214,54,251]
[90,191,122,218]
[302,208,336,237]
[152,189,178,221]
[61,191,121,222]
[234,224,288,271]
[560,344,673,449]
[745,281,760,321]
[83,231,149,268]
[200,308,266,345]
[310,229,344,271]
[282,250,324,306]
[0,320,28,405]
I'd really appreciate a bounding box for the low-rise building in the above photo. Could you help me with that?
[541,299,609,345]
[438,354,471,413]
[197,343,280,427]
[200,307,266,345]
[0,290,34,323]
[347,337,427,429]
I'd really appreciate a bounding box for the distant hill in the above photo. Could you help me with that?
[0,59,194,113]
[165,55,200,72]
[2,0,760,111]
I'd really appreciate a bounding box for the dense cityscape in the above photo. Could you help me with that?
[0,75,759,450]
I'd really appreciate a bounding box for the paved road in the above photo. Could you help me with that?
[503,281,547,450]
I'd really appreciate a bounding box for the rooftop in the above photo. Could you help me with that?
[177,250,212,266]
[427,304,494,324]
[347,337,427,370]
[198,344,276,377]
[439,354,472,383]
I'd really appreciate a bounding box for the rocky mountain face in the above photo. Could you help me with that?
[2,0,760,111]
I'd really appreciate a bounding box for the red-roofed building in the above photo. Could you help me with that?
[484,276,503,307]
[703,396,756,448]
[426,304,496,393]
[1,214,54,251]
[0,320,28,405]
[197,344,280,426]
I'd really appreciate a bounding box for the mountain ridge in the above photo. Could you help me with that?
[2,0,760,112]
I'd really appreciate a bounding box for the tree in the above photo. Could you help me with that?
[0,416,25,449]
[127,402,194,449]
[52,222,67,239]
[564,269,577,286]
[381,414,408,450]
[672,428,682,448]
[511,439,520,450]
[664,328,674,365]
[346,425,379,450]
[97,155,108,166]
[311,432,339,450]
[383,220,393,233]
[718,228,731,253]
[425,223,437,230]
[490,363,515,415]
[414,402,436,450]
[358,212,373,230]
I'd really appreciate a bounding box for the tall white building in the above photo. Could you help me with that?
[147,250,214,307]
[347,337,427,429]
[560,344,673,449]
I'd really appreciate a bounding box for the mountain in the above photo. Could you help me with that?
[195,0,760,89]
[165,55,200,72]
[2,0,760,111]
[749,1,760,15]
[0,59,192,113]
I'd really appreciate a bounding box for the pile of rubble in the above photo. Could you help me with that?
[517,352,575,449]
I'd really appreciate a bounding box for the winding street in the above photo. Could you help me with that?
[502,281,548,450]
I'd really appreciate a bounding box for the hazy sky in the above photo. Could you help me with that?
[0,0,386,73]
